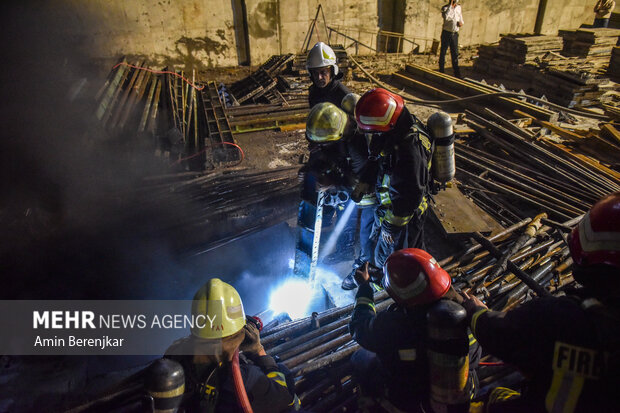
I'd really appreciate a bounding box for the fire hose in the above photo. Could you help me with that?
[232,349,253,413]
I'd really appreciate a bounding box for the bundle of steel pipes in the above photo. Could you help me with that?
[456,108,619,226]
[95,59,240,170]
[95,59,162,134]
[124,167,301,253]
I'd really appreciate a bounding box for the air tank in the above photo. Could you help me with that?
[145,358,185,413]
[426,300,471,413]
[427,111,456,185]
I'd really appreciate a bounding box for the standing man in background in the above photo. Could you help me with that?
[439,0,464,79]
[593,0,615,28]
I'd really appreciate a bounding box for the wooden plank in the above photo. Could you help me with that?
[405,64,557,121]
[429,184,503,237]
[600,124,620,145]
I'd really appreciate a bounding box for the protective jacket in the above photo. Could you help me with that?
[366,108,432,229]
[349,283,481,411]
[469,290,620,412]
[302,131,373,202]
[308,75,350,108]
[165,349,295,413]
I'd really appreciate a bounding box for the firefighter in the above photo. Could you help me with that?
[301,100,378,282]
[461,191,620,412]
[306,42,351,108]
[161,278,299,413]
[354,88,433,274]
[349,248,481,412]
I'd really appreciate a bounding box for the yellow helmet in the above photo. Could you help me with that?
[191,278,246,340]
[306,102,349,143]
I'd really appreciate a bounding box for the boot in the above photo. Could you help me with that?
[341,271,359,290]
[341,258,365,290]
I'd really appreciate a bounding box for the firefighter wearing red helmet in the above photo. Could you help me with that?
[353,88,433,276]
[461,192,620,412]
[349,249,481,412]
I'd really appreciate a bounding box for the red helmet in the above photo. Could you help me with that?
[384,248,451,307]
[569,192,620,270]
[355,88,405,132]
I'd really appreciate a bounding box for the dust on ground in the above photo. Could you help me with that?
[233,128,307,171]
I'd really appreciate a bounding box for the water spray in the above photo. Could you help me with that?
[320,200,356,261]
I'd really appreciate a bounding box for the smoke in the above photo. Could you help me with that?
[0,4,193,299]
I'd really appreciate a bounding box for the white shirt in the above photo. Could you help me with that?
[442,4,464,33]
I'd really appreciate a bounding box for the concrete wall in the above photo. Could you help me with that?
[47,0,240,69]
[537,0,599,35]
[37,0,601,68]
[245,0,381,64]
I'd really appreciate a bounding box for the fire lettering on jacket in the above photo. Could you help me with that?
[552,341,607,379]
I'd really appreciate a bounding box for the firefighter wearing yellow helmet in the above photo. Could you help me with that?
[191,278,246,339]
[306,102,351,144]
[159,278,300,412]
[301,101,379,284]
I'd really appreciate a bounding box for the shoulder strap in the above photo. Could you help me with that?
[199,365,221,413]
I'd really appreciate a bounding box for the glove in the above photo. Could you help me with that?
[353,262,370,286]
[381,226,394,244]
[380,221,399,245]
[239,322,264,355]
[351,182,372,203]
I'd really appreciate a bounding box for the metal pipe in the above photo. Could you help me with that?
[457,146,591,210]
[283,334,352,368]
[457,167,573,220]
[439,218,533,268]
[262,291,389,345]
[471,232,552,297]
[291,343,360,377]
[481,214,547,284]
[271,325,349,360]
[266,312,349,354]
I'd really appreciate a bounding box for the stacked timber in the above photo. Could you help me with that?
[474,35,562,73]
[528,66,613,107]
[473,36,617,108]
[559,28,620,57]
[497,35,563,64]
[608,46,620,78]
[228,54,296,105]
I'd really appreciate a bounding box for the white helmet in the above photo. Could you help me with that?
[306,42,339,76]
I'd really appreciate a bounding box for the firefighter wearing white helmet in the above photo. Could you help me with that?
[161,278,300,412]
[306,42,351,109]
